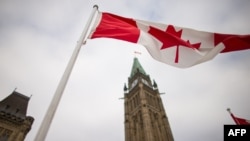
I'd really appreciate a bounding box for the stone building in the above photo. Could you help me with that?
[123,57,174,141]
[0,91,34,141]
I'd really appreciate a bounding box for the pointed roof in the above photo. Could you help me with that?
[130,57,147,78]
[0,91,30,120]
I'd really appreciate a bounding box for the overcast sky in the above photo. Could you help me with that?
[0,0,249,141]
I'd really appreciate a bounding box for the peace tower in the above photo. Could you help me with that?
[123,57,174,141]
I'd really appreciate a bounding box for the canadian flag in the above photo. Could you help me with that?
[227,109,250,125]
[231,115,250,125]
[89,12,250,68]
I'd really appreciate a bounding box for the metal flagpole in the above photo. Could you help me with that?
[34,5,98,141]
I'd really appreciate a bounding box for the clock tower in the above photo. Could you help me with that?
[123,57,174,141]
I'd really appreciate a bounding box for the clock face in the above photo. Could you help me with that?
[131,79,138,90]
[142,78,150,86]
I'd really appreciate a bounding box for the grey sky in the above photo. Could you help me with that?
[0,0,249,141]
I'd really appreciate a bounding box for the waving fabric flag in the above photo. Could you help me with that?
[227,108,250,125]
[88,12,250,68]
[231,116,250,125]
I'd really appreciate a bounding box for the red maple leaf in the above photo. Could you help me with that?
[148,25,201,63]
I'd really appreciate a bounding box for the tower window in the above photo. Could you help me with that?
[5,105,10,110]
[0,129,12,141]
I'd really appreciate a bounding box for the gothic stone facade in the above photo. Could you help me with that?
[0,91,34,141]
[123,58,174,141]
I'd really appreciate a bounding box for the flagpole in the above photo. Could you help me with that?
[34,5,98,141]
[226,108,231,113]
